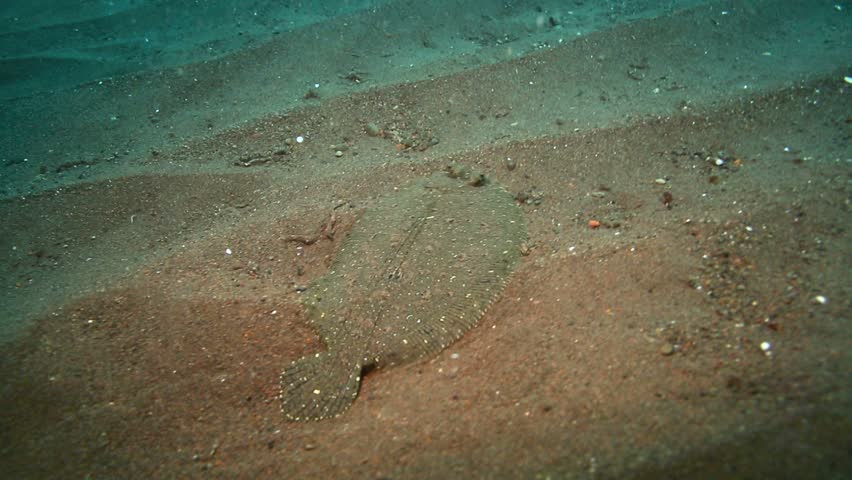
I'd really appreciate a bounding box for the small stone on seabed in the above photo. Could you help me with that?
[813,295,827,305]
[659,343,674,356]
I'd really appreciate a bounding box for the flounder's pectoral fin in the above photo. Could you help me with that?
[280,351,363,421]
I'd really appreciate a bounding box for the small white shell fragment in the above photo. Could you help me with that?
[296,135,305,143]
[760,341,771,351]
[225,248,233,255]
[813,295,828,305]
[654,178,667,185]
[845,76,852,84]
[714,157,725,166]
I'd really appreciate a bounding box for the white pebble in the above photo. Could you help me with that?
[296,135,304,143]
[760,341,771,351]
[813,295,827,305]
[225,248,232,255]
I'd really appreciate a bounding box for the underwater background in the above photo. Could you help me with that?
[1,1,850,478]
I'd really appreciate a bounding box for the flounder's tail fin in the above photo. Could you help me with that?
[279,351,363,421]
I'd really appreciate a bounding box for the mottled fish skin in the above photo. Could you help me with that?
[280,171,526,421]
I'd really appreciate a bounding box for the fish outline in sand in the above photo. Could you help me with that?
[280,170,526,421]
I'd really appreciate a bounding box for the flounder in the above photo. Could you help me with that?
[280,170,526,421]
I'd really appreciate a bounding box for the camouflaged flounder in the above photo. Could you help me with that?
[280,170,526,421]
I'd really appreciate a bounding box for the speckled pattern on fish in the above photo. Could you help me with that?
[280,171,526,421]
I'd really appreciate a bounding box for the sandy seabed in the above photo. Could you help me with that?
[1,1,849,478]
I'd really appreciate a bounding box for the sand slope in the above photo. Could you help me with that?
[0,1,849,478]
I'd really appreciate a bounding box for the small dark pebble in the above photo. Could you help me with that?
[726,375,743,392]
[467,172,487,187]
[515,189,544,205]
[303,88,320,100]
